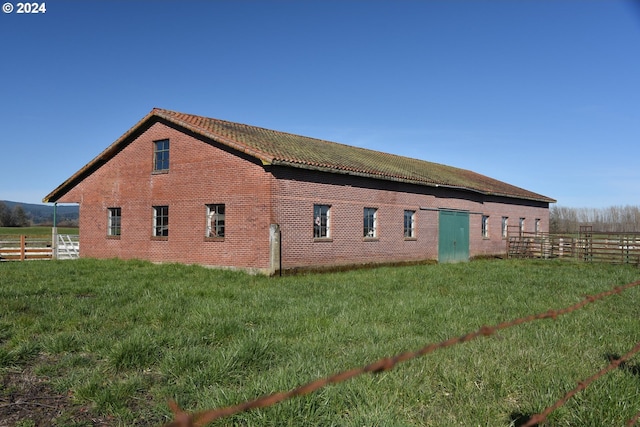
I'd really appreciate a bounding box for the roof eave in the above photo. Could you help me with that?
[270,160,556,204]
[44,108,555,206]
[43,110,160,203]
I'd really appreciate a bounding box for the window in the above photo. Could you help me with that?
[107,207,121,236]
[519,217,526,234]
[153,206,169,237]
[482,215,489,238]
[502,217,508,239]
[404,210,415,238]
[153,139,170,172]
[363,207,377,238]
[206,204,225,238]
[535,218,541,234]
[313,204,331,239]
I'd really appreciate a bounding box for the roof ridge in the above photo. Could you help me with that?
[153,109,468,171]
[43,108,556,204]
[154,108,370,150]
[150,108,554,203]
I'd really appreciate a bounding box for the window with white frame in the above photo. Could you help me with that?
[502,217,509,239]
[153,206,169,237]
[107,207,121,236]
[482,215,489,238]
[519,217,525,234]
[535,218,541,234]
[404,210,415,238]
[363,207,378,238]
[313,204,331,239]
[206,204,225,238]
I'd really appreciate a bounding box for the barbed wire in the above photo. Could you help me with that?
[164,279,640,427]
[627,410,640,427]
[522,340,640,427]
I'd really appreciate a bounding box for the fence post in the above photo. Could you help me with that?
[20,235,26,261]
[505,234,510,257]
[52,227,58,260]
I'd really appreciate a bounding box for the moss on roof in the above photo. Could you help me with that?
[43,108,555,203]
[154,108,554,203]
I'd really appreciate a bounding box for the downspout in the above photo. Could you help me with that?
[52,202,58,259]
[279,227,282,276]
[269,223,281,276]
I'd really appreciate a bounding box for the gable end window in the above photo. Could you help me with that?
[153,206,169,237]
[153,139,170,172]
[107,207,121,236]
[206,204,225,238]
[363,207,378,238]
[313,204,331,239]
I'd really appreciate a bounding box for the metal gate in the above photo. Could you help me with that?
[56,234,79,260]
[438,210,470,263]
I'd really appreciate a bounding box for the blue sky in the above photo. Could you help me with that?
[1,1,639,208]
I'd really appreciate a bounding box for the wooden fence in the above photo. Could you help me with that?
[507,230,640,266]
[0,235,53,261]
[0,234,79,261]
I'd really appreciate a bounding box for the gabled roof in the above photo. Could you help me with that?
[43,108,555,203]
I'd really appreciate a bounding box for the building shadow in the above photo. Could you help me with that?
[509,412,537,427]
[605,353,640,376]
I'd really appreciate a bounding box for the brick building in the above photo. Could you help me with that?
[44,108,555,274]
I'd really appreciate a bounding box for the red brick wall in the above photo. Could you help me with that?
[57,121,550,273]
[474,196,550,257]
[58,121,274,270]
[271,168,549,269]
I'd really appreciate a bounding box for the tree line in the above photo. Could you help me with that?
[550,205,640,233]
[0,202,30,227]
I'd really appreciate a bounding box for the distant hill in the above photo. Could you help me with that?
[0,200,79,225]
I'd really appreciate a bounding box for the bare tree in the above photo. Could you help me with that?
[550,205,640,233]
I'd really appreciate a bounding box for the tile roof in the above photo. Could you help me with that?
[43,108,555,203]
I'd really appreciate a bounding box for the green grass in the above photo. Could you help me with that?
[0,226,78,236]
[1,259,640,426]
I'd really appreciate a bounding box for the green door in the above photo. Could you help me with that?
[438,210,470,263]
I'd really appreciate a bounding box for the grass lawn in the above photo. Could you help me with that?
[0,226,79,236]
[1,259,639,426]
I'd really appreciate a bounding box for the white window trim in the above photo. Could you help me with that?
[313,204,331,239]
[404,210,416,238]
[502,217,509,239]
[107,207,121,236]
[206,204,225,238]
[482,215,489,238]
[364,207,378,239]
[153,205,169,237]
